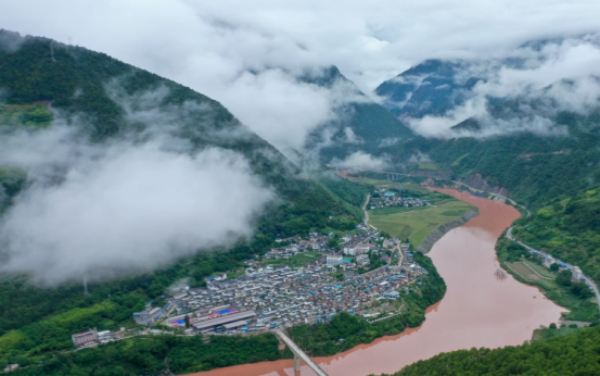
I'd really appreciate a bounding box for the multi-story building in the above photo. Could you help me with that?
[356,254,369,265]
[133,307,164,326]
[72,329,99,349]
[326,255,343,266]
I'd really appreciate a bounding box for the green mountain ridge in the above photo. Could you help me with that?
[301,66,417,162]
[378,324,600,376]
[0,29,373,368]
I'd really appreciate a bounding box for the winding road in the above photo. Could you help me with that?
[506,226,600,315]
[362,192,376,229]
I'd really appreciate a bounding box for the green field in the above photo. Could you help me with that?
[370,205,429,216]
[523,260,555,278]
[369,199,474,246]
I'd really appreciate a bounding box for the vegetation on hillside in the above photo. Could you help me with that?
[0,29,370,367]
[3,333,287,375]
[377,325,600,376]
[386,111,600,209]
[511,185,600,286]
[301,66,416,162]
[496,238,598,322]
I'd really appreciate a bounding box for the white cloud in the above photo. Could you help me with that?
[2,0,600,145]
[394,36,600,138]
[0,125,274,286]
[332,151,389,172]
[216,69,334,153]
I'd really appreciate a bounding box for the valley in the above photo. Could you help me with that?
[1,20,600,376]
[189,189,566,376]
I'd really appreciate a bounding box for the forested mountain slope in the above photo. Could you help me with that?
[302,66,417,161]
[0,29,370,366]
[379,325,600,376]
[511,185,600,285]
[399,118,600,208]
[372,35,600,208]
[0,29,365,232]
[375,59,478,120]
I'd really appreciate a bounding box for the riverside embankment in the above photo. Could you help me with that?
[190,189,566,376]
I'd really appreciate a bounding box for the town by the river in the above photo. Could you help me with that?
[190,189,566,376]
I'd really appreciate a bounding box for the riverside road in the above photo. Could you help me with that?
[506,226,600,316]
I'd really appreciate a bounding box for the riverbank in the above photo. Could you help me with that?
[416,208,478,253]
[497,231,599,323]
[189,189,565,376]
[365,182,476,247]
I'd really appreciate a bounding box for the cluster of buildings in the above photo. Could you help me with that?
[71,229,429,349]
[133,241,426,336]
[369,188,428,210]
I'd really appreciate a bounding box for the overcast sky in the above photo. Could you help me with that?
[1,0,600,150]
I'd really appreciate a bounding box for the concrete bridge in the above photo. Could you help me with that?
[274,329,329,375]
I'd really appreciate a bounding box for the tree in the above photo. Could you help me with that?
[184,315,190,329]
[570,282,593,299]
[556,270,573,287]
[327,238,339,250]
[550,263,559,272]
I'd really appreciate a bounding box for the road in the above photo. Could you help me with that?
[506,226,600,315]
[362,192,376,229]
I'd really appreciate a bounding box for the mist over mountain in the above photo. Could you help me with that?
[0,30,360,285]
[376,34,600,139]
[297,66,416,169]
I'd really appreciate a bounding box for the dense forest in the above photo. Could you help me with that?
[510,185,600,286]
[379,325,600,376]
[378,110,600,209]
[3,333,288,375]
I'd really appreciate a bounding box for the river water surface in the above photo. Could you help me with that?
[190,189,566,376]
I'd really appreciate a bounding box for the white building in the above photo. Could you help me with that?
[344,244,370,256]
[133,307,164,326]
[326,255,343,266]
[356,254,369,265]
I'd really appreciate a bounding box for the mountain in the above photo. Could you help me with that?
[300,66,417,162]
[386,324,600,376]
[374,59,480,120]
[372,36,600,208]
[511,184,600,286]
[0,29,366,226]
[0,29,372,366]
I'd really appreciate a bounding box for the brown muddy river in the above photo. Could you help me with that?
[189,189,566,376]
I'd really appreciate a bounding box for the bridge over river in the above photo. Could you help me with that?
[274,329,329,375]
